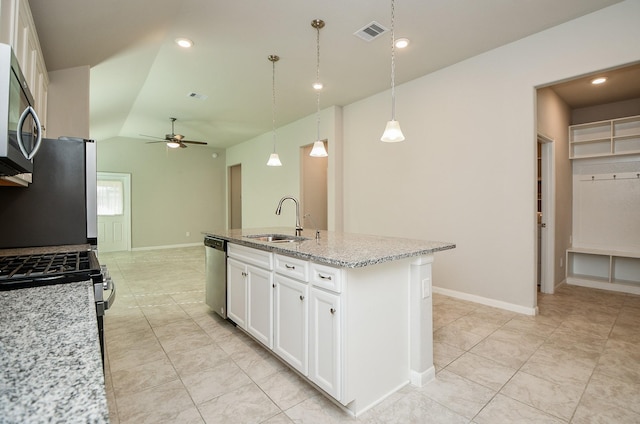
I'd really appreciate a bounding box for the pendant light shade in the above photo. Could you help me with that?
[381,120,405,143]
[381,0,405,142]
[267,152,282,166]
[267,54,283,166]
[310,140,328,157]
[310,19,329,158]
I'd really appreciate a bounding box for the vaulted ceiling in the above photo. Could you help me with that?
[29,0,633,149]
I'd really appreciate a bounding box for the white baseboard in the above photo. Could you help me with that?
[410,366,436,387]
[432,286,538,316]
[132,242,203,251]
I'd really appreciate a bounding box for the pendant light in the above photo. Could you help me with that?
[310,19,329,157]
[380,0,405,142]
[267,54,283,166]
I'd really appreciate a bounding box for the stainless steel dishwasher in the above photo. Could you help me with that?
[204,236,227,318]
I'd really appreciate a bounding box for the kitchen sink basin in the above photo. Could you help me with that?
[245,234,308,243]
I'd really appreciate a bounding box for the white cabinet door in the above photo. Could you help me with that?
[227,258,247,329]
[247,264,274,348]
[274,274,308,375]
[309,288,341,400]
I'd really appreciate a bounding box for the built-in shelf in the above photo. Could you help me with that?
[566,247,640,294]
[569,115,640,159]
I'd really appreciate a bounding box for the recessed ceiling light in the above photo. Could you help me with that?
[175,38,193,48]
[395,38,410,49]
[591,77,607,85]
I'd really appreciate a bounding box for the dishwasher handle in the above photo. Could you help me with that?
[204,237,226,251]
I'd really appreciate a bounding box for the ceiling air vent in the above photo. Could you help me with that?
[353,21,388,42]
[187,92,208,100]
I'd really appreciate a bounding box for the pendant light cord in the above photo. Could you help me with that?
[390,0,397,120]
[316,23,321,141]
[269,55,279,153]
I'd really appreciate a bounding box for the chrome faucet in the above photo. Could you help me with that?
[275,196,303,236]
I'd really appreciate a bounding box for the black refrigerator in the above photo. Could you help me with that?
[0,137,96,249]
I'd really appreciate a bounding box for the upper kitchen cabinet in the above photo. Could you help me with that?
[569,115,640,159]
[0,0,48,135]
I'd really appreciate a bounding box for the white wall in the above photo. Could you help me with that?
[226,106,342,232]
[341,0,640,311]
[97,137,226,248]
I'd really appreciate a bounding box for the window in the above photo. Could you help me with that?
[97,180,124,216]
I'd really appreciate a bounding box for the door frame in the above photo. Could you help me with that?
[97,172,131,252]
[537,134,555,294]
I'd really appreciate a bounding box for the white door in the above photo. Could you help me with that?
[227,258,247,329]
[309,287,341,399]
[274,274,308,375]
[247,265,274,348]
[537,136,555,294]
[97,172,131,253]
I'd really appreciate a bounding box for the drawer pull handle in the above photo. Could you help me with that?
[318,273,332,281]
[300,295,305,301]
[285,264,296,270]
[330,308,336,314]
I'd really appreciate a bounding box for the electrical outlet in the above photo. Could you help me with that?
[186,231,190,237]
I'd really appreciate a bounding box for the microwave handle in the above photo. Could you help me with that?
[16,105,43,160]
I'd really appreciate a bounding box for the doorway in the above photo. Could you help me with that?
[97,172,131,253]
[229,164,242,229]
[300,142,328,230]
[537,135,555,294]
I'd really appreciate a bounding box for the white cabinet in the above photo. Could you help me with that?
[227,244,274,337]
[569,115,640,159]
[227,257,248,328]
[309,286,341,399]
[273,274,308,374]
[566,248,640,295]
[247,265,273,348]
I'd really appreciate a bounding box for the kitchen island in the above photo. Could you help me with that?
[0,281,109,423]
[203,227,455,416]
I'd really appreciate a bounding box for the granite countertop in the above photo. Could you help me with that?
[0,281,109,423]
[203,227,455,268]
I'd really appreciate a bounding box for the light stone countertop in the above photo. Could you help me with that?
[203,227,455,268]
[0,281,109,423]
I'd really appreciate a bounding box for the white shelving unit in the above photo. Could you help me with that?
[569,115,640,159]
[566,247,640,294]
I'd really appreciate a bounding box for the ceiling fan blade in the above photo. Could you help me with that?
[179,143,188,148]
[145,140,168,144]
[140,133,166,140]
[181,140,208,145]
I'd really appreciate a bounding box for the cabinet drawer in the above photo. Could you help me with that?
[310,262,343,293]
[228,243,273,270]
[275,254,309,281]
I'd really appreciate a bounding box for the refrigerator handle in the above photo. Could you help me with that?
[16,105,43,160]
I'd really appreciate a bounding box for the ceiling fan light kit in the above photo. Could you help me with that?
[141,117,208,149]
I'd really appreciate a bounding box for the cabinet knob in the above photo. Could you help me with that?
[299,295,305,301]
[285,264,296,270]
[330,308,336,314]
[242,271,247,277]
[272,283,276,288]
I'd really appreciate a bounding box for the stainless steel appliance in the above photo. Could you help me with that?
[0,43,43,176]
[205,236,227,318]
[0,134,111,363]
[0,137,96,248]
[0,246,116,361]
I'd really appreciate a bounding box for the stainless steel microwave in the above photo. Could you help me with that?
[0,43,43,176]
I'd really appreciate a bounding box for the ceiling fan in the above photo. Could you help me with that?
[141,117,208,149]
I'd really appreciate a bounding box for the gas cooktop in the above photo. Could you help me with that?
[0,247,100,291]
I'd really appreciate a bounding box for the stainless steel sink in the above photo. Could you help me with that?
[245,234,308,243]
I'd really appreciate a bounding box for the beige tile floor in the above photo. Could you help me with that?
[99,246,640,424]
